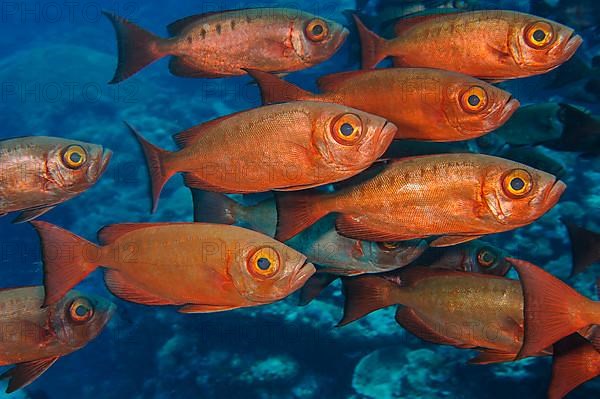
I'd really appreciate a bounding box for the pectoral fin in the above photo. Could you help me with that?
[429,235,482,247]
[0,356,59,393]
[179,304,242,313]
[12,206,55,223]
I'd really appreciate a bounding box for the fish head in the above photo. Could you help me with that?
[49,290,115,349]
[362,240,429,270]
[461,241,512,276]
[443,75,519,139]
[311,104,396,175]
[45,138,112,195]
[228,233,316,304]
[508,14,582,74]
[290,13,348,66]
[481,158,566,227]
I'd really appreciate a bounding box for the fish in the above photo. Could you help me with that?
[275,154,566,244]
[191,190,428,304]
[103,8,349,83]
[247,68,519,142]
[353,10,583,81]
[0,286,114,393]
[0,136,111,223]
[544,104,600,155]
[129,101,396,213]
[30,221,316,312]
[562,220,600,276]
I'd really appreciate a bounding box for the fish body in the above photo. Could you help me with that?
[354,10,582,80]
[275,154,566,244]
[130,101,396,212]
[31,221,315,313]
[104,9,349,82]
[0,287,114,392]
[248,68,519,142]
[0,136,111,223]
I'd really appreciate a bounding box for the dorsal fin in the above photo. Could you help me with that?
[317,70,370,92]
[394,10,463,36]
[167,12,220,36]
[98,223,172,245]
[173,112,240,148]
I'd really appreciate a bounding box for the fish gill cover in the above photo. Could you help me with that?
[0,0,598,398]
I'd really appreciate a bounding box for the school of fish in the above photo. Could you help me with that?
[0,4,597,398]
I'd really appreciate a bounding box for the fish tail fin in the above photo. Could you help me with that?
[338,275,397,326]
[244,69,314,104]
[299,273,338,306]
[103,11,169,83]
[562,220,600,276]
[508,258,598,359]
[352,14,387,69]
[274,191,330,241]
[29,221,101,307]
[191,189,240,225]
[548,333,600,399]
[125,122,175,213]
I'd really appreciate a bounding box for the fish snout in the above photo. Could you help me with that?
[498,97,520,125]
[289,261,316,293]
[562,34,583,60]
[88,148,112,181]
[544,179,567,207]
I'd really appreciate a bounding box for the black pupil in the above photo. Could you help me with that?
[70,152,82,163]
[312,24,324,35]
[340,123,354,136]
[482,253,494,264]
[257,257,271,270]
[75,305,89,317]
[468,95,480,106]
[510,177,525,191]
[533,29,546,42]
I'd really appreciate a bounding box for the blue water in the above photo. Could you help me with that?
[0,0,598,398]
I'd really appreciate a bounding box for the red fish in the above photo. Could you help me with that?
[104,8,348,83]
[0,287,114,392]
[354,10,583,81]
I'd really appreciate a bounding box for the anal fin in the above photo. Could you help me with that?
[0,356,59,393]
[430,235,482,247]
[395,307,473,348]
[12,206,55,224]
[104,270,178,306]
[169,58,226,78]
[179,304,241,313]
[335,215,418,242]
[469,350,518,365]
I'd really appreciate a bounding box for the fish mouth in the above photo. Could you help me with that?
[543,179,566,207]
[562,34,583,60]
[377,121,398,151]
[498,97,520,125]
[289,261,316,293]
[334,27,350,50]
[92,148,112,180]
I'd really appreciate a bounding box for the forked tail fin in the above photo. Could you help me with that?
[352,14,388,69]
[275,191,330,242]
[244,69,315,105]
[339,275,398,326]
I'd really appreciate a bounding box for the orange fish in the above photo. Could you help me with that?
[0,136,111,223]
[0,287,114,392]
[247,68,519,142]
[275,154,566,244]
[31,221,315,313]
[129,101,396,212]
[104,8,348,83]
[354,10,583,81]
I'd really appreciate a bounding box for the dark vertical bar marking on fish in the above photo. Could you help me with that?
[200,28,206,39]
[231,20,236,30]
[216,24,222,34]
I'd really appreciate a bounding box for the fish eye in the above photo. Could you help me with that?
[62,145,87,169]
[248,246,280,278]
[68,298,94,323]
[453,0,467,8]
[332,113,363,145]
[525,21,554,48]
[477,248,497,268]
[305,19,329,42]
[460,86,488,113]
[377,241,401,252]
[502,169,533,198]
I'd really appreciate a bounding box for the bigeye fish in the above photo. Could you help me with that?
[275,154,566,245]
[130,101,396,213]
[30,221,315,313]
[103,8,349,83]
[247,68,519,142]
[191,190,428,304]
[353,10,582,81]
[562,221,600,277]
[0,136,111,223]
[0,287,114,393]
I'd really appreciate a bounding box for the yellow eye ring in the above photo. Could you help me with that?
[305,19,329,42]
[461,86,488,113]
[69,298,94,323]
[502,169,533,198]
[525,21,554,48]
[377,241,400,252]
[477,248,497,268]
[332,113,363,145]
[62,145,87,169]
[248,246,280,278]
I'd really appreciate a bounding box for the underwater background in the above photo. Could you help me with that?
[0,0,598,398]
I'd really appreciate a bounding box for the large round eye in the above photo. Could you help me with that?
[377,242,401,252]
[453,0,468,9]
[332,113,363,145]
[525,21,554,48]
[502,169,533,198]
[461,86,488,113]
[68,298,94,323]
[477,247,498,268]
[305,19,329,42]
[62,145,87,169]
[248,247,280,278]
